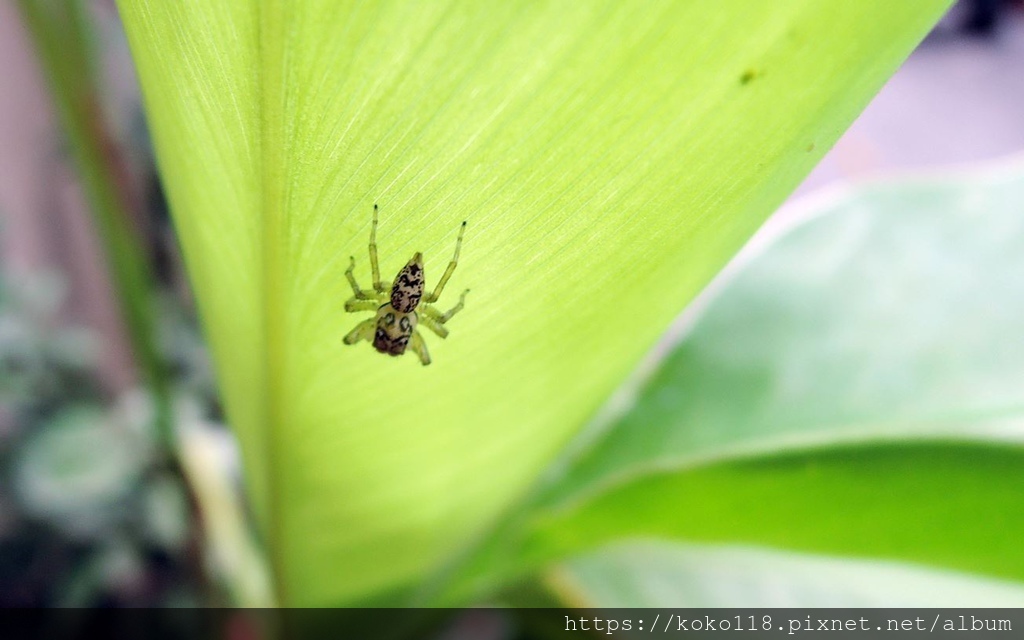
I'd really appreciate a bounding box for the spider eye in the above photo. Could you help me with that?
[400,316,411,331]
[384,313,395,325]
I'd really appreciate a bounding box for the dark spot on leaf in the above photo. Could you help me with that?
[739,69,759,85]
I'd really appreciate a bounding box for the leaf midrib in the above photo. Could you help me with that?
[259,0,291,605]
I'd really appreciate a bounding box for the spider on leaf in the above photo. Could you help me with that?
[343,205,469,365]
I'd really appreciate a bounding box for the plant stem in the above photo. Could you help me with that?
[17,0,175,452]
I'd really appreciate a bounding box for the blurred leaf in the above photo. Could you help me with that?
[180,424,274,607]
[453,160,1024,598]
[0,314,42,399]
[96,539,147,595]
[0,271,98,407]
[117,0,948,604]
[141,474,191,552]
[5,271,67,321]
[551,541,1024,607]
[15,406,147,538]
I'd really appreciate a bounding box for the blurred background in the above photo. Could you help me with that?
[0,0,1022,608]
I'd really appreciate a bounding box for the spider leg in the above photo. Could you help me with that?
[345,298,380,313]
[370,204,385,293]
[417,311,449,339]
[423,289,469,323]
[424,221,465,303]
[343,318,376,345]
[345,256,377,300]
[410,330,431,366]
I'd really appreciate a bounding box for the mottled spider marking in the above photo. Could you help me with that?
[372,306,416,356]
[390,252,425,313]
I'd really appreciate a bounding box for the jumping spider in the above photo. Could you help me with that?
[343,204,469,365]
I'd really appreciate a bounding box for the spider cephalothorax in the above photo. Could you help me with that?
[343,205,468,365]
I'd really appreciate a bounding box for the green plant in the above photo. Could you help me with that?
[107,0,1024,615]
[0,265,203,606]
[538,160,1024,607]
[11,0,213,607]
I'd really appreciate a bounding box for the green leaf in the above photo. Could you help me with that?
[16,406,148,539]
[461,160,1024,598]
[116,0,948,605]
[552,541,1024,607]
